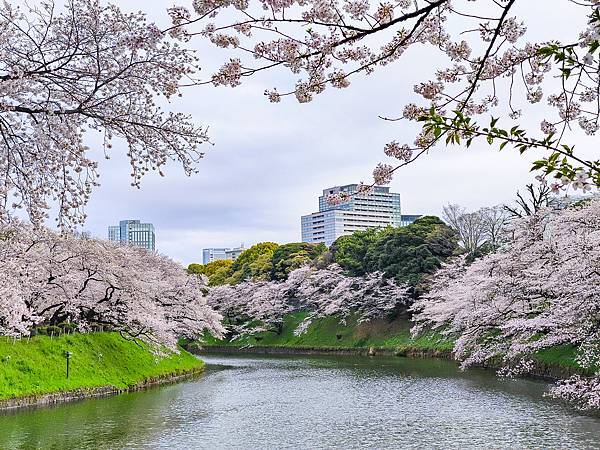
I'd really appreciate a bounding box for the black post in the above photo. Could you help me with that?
[65,351,72,379]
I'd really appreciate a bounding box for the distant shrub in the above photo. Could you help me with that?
[58,322,77,334]
[46,325,61,336]
[35,326,48,336]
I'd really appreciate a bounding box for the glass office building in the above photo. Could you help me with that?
[302,184,420,247]
[108,220,155,251]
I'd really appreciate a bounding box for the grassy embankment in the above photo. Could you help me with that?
[0,332,203,401]
[200,312,453,353]
[199,311,583,373]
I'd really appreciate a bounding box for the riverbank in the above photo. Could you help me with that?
[194,344,450,359]
[198,312,454,351]
[192,312,586,380]
[0,332,204,411]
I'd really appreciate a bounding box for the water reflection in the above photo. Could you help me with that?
[1,354,599,450]
[0,381,193,449]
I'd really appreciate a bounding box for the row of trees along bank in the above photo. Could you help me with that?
[191,199,600,410]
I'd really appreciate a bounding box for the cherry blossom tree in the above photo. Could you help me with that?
[205,264,410,337]
[208,278,293,335]
[291,264,409,321]
[412,199,600,409]
[172,0,600,190]
[0,221,224,349]
[0,0,208,229]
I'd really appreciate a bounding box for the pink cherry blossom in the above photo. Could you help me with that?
[175,0,599,187]
[0,220,224,349]
[0,0,209,229]
[205,264,410,336]
[413,199,600,409]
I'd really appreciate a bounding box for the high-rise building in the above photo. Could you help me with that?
[301,184,420,247]
[108,220,155,251]
[202,248,229,264]
[203,245,246,264]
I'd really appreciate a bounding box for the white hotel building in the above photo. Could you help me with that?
[301,184,419,247]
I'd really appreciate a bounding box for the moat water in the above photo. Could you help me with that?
[1,353,600,449]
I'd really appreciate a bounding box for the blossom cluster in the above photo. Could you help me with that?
[540,171,595,195]
[0,0,208,229]
[173,0,600,187]
[412,198,600,409]
[205,264,410,336]
[0,221,224,349]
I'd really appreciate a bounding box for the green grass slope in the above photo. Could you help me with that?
[199,312,584,373]
[201,312,454,352]
[0,333,203,401]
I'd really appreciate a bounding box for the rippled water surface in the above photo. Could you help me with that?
[1,354,600,449]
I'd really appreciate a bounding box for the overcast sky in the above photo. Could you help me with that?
[77,1,593,264]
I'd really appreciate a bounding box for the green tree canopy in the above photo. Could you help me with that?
[271,242,327,281]
[367,216,458,287]
[329,228,383,276]
[226,242,279,284]
[188,218,457,290]
[188,260,234,286]
[332,217,458,291]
